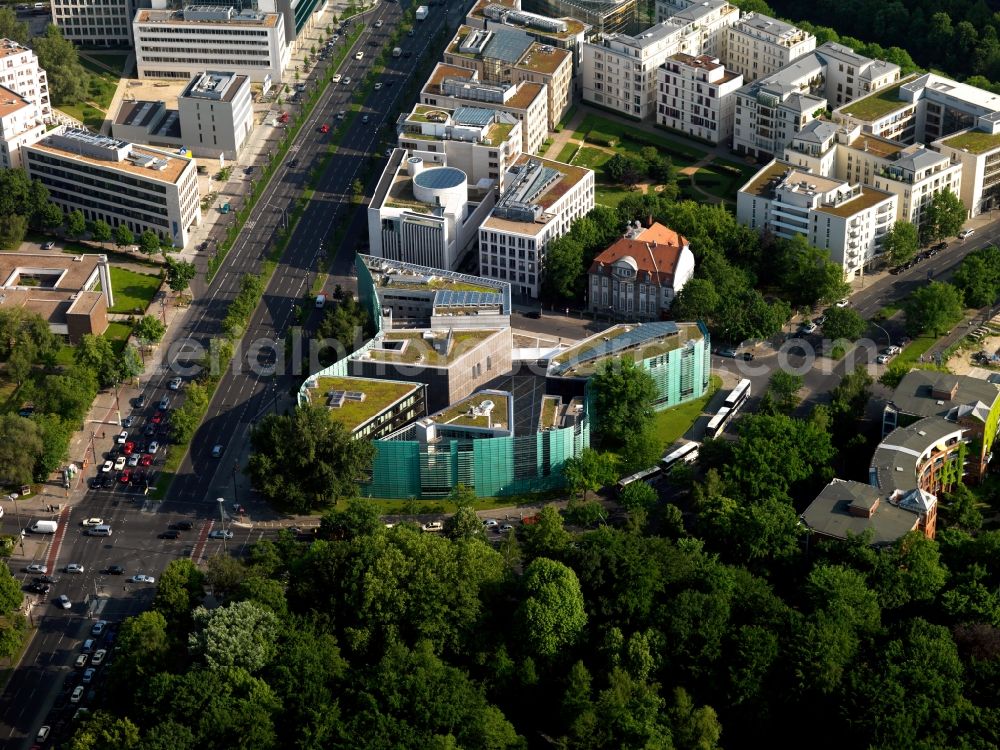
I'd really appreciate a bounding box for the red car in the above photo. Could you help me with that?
[319,123,330,134]
[278,111,289,123]
[119,469,131,484]
[123,441,135,456]
[151,412,163,425]
[141,454,153,466]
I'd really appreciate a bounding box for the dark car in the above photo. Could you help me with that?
[158,530,181,540]
[741,352,755,361]
[88,477,101,490]
[199,240,209,251]
[933,241,947,251]
[404,50,413,58]
[171,521,194,531]
[289,158,298,167]
[525,310,541,319]
[104,565,125,575]
[27,582,50,594]
[36,575,57,584]
[101,476,114,489]
[133,394,147,409]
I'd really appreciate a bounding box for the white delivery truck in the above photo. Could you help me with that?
[416,5,428,20]
[31,520,58,534]
[392,47,402,57]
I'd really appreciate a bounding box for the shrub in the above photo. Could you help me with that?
[587,130,618,148]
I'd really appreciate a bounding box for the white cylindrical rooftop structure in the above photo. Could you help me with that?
[407,156,424,177]
[412,166,468,207]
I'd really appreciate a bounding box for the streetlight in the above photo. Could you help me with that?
[871,321,891,347]
[217,497,228,554]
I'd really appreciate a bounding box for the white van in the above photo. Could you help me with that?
[88,525,112,537]
[30,520,58,534]
[315,294,326,308]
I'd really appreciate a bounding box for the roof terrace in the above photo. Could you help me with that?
[311,376,419,432]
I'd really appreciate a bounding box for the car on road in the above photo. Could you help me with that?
[211,444,223,458]
[158,530,180,539]
[877,353,893,364]
[332,73,341,83]
[36,725,51,743]
[404,50,413,58]
[88,477,101,489]
[814,315,827,326]
[91,620,108,636]
[717,347,738,358]
[319,123,330,133]
[114,456,126,471]
[133,394,146,408]
[74,653,89,668]
[337,110,346,120]
[103,565,124,575]
[127,454,140,467]
[55,595,71,610]
[123,441,135,455]
[141,454,153,466]
[421,522,443,533]
[148,441,160,454]
[362,114,370,123]
[799,322,818,334]
[100,460,113,473]
[25,563,47,574]
[835,298,850,308]
[121,416,135,428]
[933,241,947,251]
[116,430,128,444]
[118,469,131,484]
[144,422,156,436]
[289,158,298,167]
[101,476,114,489]
[150,411,162,425]
[168,377,182,390]
[80,518,104,527]
[130,574,156,584]
[70,685,84,703]
[884,345,902,355]
[374,82,382,90]
[158,396,170,410]
[959,228,975,240]
[208,529,234,540]
[82,667,96,684]
[27,582,50,594]
[375,18,383,26]
[499,524,515,533]
[65,563,84,574]
[342,76,351,86]
[482,519,499,529]
[91,649,106,666]
[42,241,55,250]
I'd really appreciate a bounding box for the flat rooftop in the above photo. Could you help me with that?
[849,135,904,159]
[28,135,191,185]
[0,86,34,119]
[801,478,922,546]
[838,74,918,121]
[423,63,478,95]
[181,71,248,103]
[517,43,570,74]
[379,274,500,294]
[312,376,419,433]
[551,321,703,377]
[0,39,32,61]
[0,252,108,333]
[739,159,793,198]
[814,187,894,218]
[505,81,544,110]
[941,128,1000,154]
[889,370,1000,418]
[135,8,280,26]
[115,100,166,128]
[430,390,510,430]
[468,0,587,38]
[364,328,501,366]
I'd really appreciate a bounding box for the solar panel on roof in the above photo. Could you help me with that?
[453,106,496,126]
[434,290,503,307]
[551,322,680,375]
[483,28,533,63]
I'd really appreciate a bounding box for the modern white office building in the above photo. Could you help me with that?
[113,71,254,160]
[737,159,897,278]
[0,86,44,169]
[397,104,523,191]
[724,13,815,84]
[52,0,134,46]
[133,6,290,84]
[420,63,549,156]
[24,127,201,248]
[479,155,594,297]
[933,128,1000,217]
[580,0,738,120]
[656,53,742,143]
[444,26,574,128]
[368,150,497,272]
[465,0,590,60]
[732,42,900,158]
[0,39,50,122]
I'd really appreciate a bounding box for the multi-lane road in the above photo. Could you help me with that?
[0,1,460,744]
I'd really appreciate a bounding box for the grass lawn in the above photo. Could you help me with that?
[893,335,937,369]
[652,375,722,451]
[104,321,133,354]
[556,142,578,163]
[77,57,120,109]
[691,164,745,201]
[573,145,613,170]
[576,113,706,164]
[58,103,105,131]
[595,184,636,208]
[108,267,161,314]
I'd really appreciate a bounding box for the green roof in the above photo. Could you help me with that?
[366,329,498,365]
[942,129,1000,154]
[314,377,418,432]
[433,392,509,429]
[555,323,701,377]
[839,76,917,121]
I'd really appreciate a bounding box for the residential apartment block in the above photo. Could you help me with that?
[783,120,963,227]
[479,155,594,297]
[732,42,900,158]
[465,0,589,59]
[656,53,742,143]
[133,6,290,84]
[933,128,1000,216]
[724,13,814,83]
[396,104,522,191]
[368,150,496,272]
[52,0,133,46]
[586,221,695,319]
[580,0,738,120]
[24,128,201,248]
[113,71,254,160]
[737,159,896,278]
[523,0,636,36]
[0,86,44,169]
[0,40,50,121]
[420,64,549,156]
[443,26,573,128]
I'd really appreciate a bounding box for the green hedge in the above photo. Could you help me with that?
[587,130,618,148]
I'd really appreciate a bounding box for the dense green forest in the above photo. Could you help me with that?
[68,388,1000,749]
[749,0,1000,89]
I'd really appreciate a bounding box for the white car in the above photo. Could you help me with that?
[56,594,71,610]
[91,620,108,636]
[116,431,128,444]
[208,529,234,540]
[342,76,352,86]
[876,353,892,364]
[100,460,113,473]
[65,563,85,574]
[884,345,902,356]
[332,73,342,83]
[168,377,183,390]
[959,228,975,239]
[799,322,818,334]
[835,298,850,308]
[148,441,159,454]
[70,685,84,703]
[75,653,89,668]
[374,82,382,90]
[91,649,106,666]
[375,19,383,27]
[499,524,515,533]
[128,454,140,467]
[130,574,156,584]
[421,522,443,533]
[114,456,126,471]
[26,564,48,574]
[482,519,499,529]
[80,518,104,527]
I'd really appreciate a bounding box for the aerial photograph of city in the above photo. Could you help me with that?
[0,0,998,746]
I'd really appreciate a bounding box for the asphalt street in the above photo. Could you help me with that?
[0,1,460,745]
